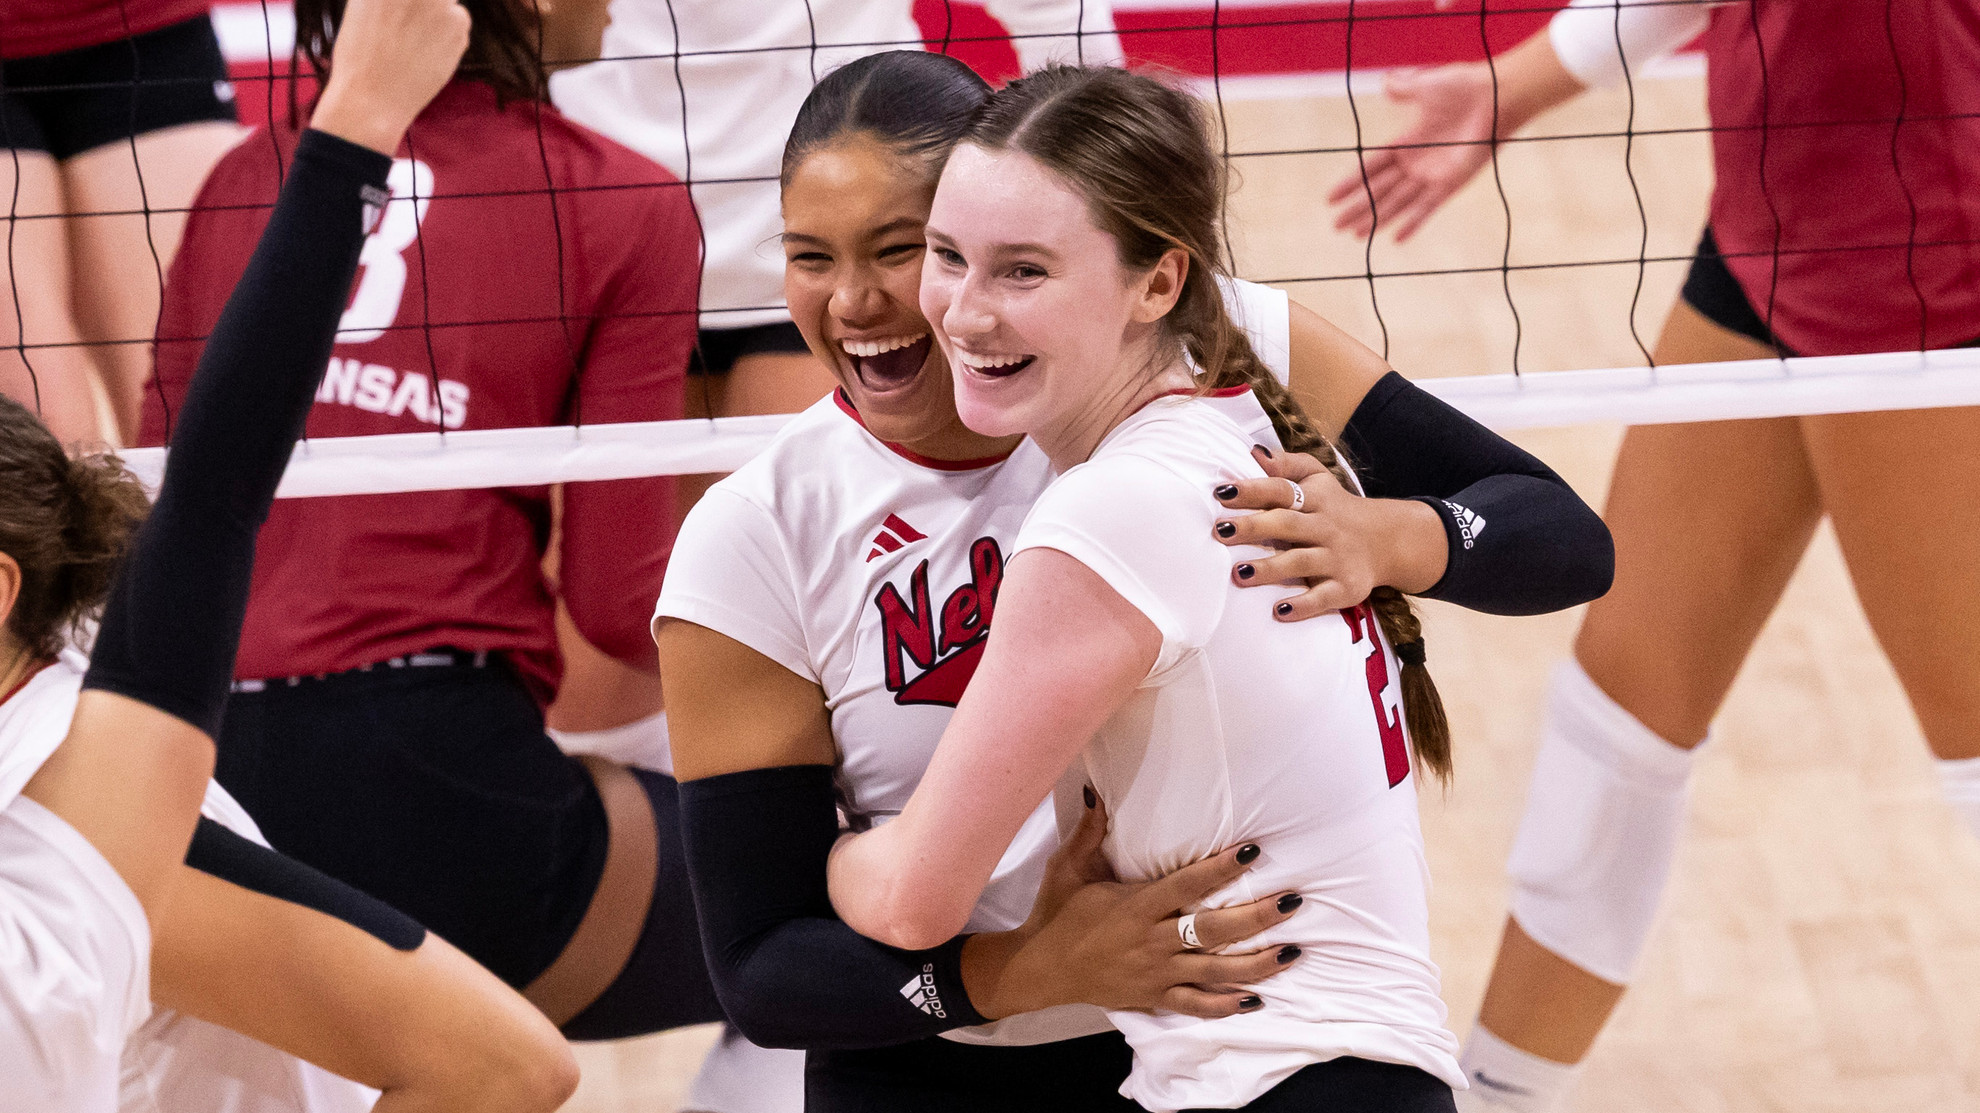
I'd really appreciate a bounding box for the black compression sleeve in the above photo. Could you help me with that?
[1340,371,1615,616]
[187,817,427,951]
[85,130,390,735]
[679,765,988,1049]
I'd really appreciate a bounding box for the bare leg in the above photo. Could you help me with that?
[1,149,106,448]
[1473,300,1825,1067]
[1801,405,1980,763]
[61,121,245,442]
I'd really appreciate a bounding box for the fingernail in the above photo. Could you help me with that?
[1215,520,1236,538]
[1235,843,1261,865]
[1236,563,1255,581]
[1214,484,1238,501]
[1277,893,1303,914]
[1239,994,1264,1010]
[1253,443,1275,458]
[1274,601,1294,617]
[1083,784,1097,809]
[1275,944,1301,964]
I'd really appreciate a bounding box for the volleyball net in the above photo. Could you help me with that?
[13,0,1975,496]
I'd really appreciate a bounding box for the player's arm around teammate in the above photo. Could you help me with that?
[1221,301,1613,622]
[15,1,576,1108]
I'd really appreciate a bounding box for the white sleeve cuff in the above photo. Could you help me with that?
[1548,0,1714,89]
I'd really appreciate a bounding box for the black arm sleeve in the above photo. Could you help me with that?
[187,817,427,951]
[679,765,989,1050]
[85,130,391,736]
[1339,371,1615,616]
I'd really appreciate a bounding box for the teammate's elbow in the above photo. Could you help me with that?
[864,890,969,952]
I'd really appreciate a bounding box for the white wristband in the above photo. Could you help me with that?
[1548,0,1714,90]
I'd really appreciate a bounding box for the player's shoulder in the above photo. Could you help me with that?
[697,396,858,517]
[1097,392,1260,478]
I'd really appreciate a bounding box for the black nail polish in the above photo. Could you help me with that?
[1253,443,1275,458]
[1275,945,1301,964]
[1215,520,1236,538]
[1238,994,1264,1010]
[1235,844,1261,865]
[1277,893,1303,914]
[1082,784,1097,809]
[1274,601,1294,617]
[1236,563,1255,580]
[1214,484,1239,501]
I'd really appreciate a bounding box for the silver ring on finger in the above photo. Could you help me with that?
[1286,478,1305,511]
[1177,912,1202,950]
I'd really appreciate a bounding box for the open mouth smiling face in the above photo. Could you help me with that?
[781,136,973,452]
[840,331,937,396]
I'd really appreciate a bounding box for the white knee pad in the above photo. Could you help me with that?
[1506,660,1701,986]
[1935,756,1980,842]
[547,709,673,776]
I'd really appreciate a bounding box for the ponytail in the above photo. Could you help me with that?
[0,395,149,658]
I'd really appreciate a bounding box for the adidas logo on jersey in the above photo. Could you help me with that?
[1443,501,1487,550]
[866,513,929,562]
[899,964,948,1018]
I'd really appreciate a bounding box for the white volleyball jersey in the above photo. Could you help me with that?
[0,653,374,1113]
[656,279,1289,1046]
[1015,395,1462,1111]
[550,0,1122,330]
[1,651,150,1113]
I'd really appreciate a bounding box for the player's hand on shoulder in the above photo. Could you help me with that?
[1213,446,1448,619]
[312,0,471,156]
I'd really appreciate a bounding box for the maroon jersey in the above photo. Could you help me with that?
[1,0,209,59]
[143,79,699,699]
[1704,0,1980,355]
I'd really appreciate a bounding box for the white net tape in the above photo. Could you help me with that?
[118,347,1980,498]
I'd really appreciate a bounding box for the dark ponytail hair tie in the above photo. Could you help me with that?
[1395,639,1427,667]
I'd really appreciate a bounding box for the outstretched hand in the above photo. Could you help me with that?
[311,0,471,156]
[1326,63,1499,243]
[973,795,1303,1021]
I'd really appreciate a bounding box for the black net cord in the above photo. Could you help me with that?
[1341,0,1391,360]
[1211,0,1237,274]
[1881,0,1928,354]
[658,0,717,436]
[116,0,177,438]
[1615,0,1654,369]
[1743,0,1784,359]
[1478,0,1523,376]
[1,48,42,417]
[525,0,579,435]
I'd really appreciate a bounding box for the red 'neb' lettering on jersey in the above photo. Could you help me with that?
[875,537,1004,707]
[143,79,700,695]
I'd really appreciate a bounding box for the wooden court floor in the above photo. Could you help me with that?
[561,73,1980,1113]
